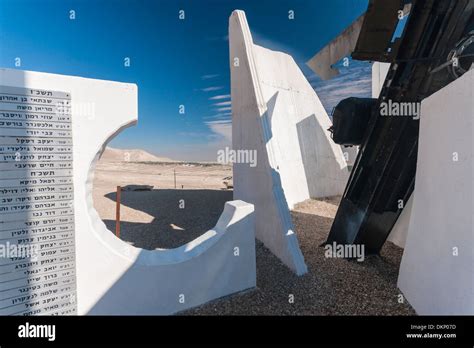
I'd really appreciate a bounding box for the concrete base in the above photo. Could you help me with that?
[87,200,256,315]
[398,70,474,314]
[0,69,256,315]
[229,10,348,275]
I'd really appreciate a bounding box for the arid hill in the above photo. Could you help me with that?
[100,147,176,163]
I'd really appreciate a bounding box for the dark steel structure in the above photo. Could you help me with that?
[327,0,474,253]
[329,97,376,146]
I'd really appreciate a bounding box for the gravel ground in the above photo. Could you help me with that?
[93,161,233,249]
[94,161,415,315]
[183,197,415,315]
[101,188,233,249]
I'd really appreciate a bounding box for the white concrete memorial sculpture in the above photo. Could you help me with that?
[229,10,349,275]
[397,69,474,315]
[0,68,256,315]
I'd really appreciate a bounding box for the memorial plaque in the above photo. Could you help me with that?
[0,86,77,315]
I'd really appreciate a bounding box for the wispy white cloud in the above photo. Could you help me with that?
[309,61,372,115]
[166,119,232,162]
[178,131,213,138]
[201,74,219,80]
[213,100,231,107]
[205,119,232,142]
[306,73,320,83]
[201,86,224,92]
[215,106,232,112]
[203,112,232,120]
[209,94,230,100]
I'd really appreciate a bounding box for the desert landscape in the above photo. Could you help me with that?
[93,147,415,315]
[93,147,233,249]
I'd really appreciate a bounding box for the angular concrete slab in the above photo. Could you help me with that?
[229,10,349,275]
[371,62,390,98]
[398,70,474,314]
[306,14,365,80]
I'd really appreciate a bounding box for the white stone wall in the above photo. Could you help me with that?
[0,68,256,315]
[229,10,348,275]
[387,195,413,248]
[398,70,474,314]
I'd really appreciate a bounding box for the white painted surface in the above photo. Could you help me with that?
[372,62,390,98]
[229,11,348,275]
[398,70,474,314]
[386,194,412,248]
[86,199,256,315]
[341,145,358,168]
[0,69,256,315]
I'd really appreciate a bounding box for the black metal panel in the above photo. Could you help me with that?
[327,0,474,254]
[351,0,405,62]
[329,97,377,146]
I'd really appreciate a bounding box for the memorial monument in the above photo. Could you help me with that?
[229,10,349,275]
[397,69,474,315]
[0,68,256,315]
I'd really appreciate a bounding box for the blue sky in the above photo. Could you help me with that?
[0,0,370,161]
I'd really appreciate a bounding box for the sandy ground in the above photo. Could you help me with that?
[93,160,232,248]
[93,160,415,315]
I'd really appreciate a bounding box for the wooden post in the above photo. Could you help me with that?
[174,169,176,189]
[115,186,121,238]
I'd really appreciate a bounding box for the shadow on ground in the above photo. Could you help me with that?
[183,210,415,315]
[103,189,233,249]
[100,188,415,315]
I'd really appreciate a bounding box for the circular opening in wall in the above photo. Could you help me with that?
[92,146,233,250]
